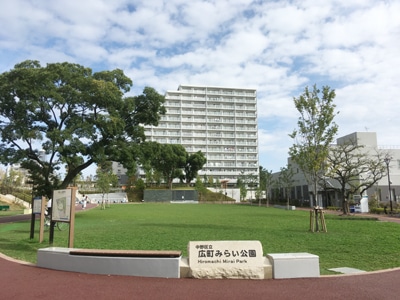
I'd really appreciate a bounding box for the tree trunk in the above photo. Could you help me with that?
[313,178,318,207]
[341,190,349,215]
[61,159,94,189]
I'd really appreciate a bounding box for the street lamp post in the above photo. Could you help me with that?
[384,156,393,214]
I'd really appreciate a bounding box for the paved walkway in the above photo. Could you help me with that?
[1,253,400,300]
[1,206,400,299]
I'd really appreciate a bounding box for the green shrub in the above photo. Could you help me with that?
[370,207,385,214]
[327,206,341,211]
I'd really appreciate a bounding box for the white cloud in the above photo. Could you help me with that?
[1,0,399,175]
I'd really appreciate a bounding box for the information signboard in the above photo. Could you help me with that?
[32,196,42,214]
[52,189,72,222]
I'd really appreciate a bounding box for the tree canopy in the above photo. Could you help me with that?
[183,151,207,185]
[289,84,338,206]
[139,142,207,189]
[325,140,386,214]
[278,164,295,208]
[96,161,119,209]
[259,166,273,206]
[0,60,165,198]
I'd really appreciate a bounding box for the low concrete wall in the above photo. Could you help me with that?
[37,248,317,280]
[37,247,181,278]
[273,205,296,211]
[144,190,198,202]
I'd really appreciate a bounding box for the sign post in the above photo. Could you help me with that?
[29,196,46,241]
[38,196,46,243]
[30,196,39,239]
[50,188,76,247]
[67,186,77,248]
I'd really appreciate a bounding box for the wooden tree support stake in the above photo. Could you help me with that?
[309,208,327,233]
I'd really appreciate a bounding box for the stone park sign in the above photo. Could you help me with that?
[188,240,265,279]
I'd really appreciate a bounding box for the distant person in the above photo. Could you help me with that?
[82,195,87,209]
[46,199,52,216]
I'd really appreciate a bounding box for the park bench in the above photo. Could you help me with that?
[69,249,182,258]
[0,205,10,211]
[37,247,182,278]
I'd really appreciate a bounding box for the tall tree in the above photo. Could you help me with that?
[195,175,207,201]
[237,171,257,203]
[289,85,338,207]
[0,60,165,199]
[278,165,295,209]
[96,162,118,209]
[259,166,273,207]
[184,151,207,185]
[141,143,187,189]
[236,177,246,202]
[265,170,274,207]
[258,166,268,191]
[259,166,267,206]
[325,140,386,214]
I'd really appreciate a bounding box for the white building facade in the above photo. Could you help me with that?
[143,85,259,185]
[272,132,400,208]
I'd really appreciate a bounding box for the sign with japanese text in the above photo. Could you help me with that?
[188,241,263,268]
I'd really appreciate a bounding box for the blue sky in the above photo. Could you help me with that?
[1,0,399,177]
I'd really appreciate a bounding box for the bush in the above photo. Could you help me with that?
[327,206,341,211]
[368,195,380,211]
[369,207,400,215]
[370,207,385,214]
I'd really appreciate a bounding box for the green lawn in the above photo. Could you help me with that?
[0,210,25,217]
[1,203,399,275]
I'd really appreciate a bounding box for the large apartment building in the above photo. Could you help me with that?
[143,85,259,185]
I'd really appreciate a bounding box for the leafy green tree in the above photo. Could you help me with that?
[255,186,263,206]
[203,174,208,185]
[325,140,386,214]
[0,60,165,199]
[259,166,273,207]
[1,169,23,194]
[247,173,258,204]
[183,151,207,185]
[278,165,295,209]
[96,162,118,209]
[141,143,187,189]
[259,166,266,206]
[239,181,247,202]
[289,85,338,207]
[144,168,154,187]
[208,175,214,187]
[265,170,274,207]
[195,175,207,201]
[134,178,145,201]
[238,171,258,204]
[125,175,144,202]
